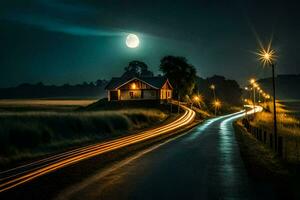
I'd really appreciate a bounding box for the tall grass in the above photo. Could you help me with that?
[252,102,300,136]
[0,109,166,164]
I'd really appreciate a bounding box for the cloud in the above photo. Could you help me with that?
[2,0,127,37]
[7,13,126,37]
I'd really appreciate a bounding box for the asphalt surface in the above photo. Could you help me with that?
[51,110,273,200]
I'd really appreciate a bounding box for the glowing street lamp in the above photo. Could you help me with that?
[210,84,216,102]
[256,44,278,151]
[249,79,257,112]
[191,95,202,109]
[213,100,221,116]
[193,96,200,102]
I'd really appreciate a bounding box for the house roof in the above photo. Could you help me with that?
[105,76,172,90]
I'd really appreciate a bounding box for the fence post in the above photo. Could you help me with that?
[270,134,273,149]
[278,136,283,157]
[263,131,267,144]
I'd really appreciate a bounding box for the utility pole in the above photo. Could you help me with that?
[210,84,217,116]
[272,63,278,151]
[253,86,256,116]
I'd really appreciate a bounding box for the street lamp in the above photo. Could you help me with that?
[191,94,203,109]
[249,79,256,112]
[257,45,278,151]
[210,84,216,101]
[213,100,221,116]
[258,89,263,103]
[191,95,199,109]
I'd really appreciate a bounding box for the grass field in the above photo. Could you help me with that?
[249,101,300,162]
[0,99,97,111]
[0,99,168,167]
[252,101,300,135]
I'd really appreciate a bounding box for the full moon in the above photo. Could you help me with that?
[126,34,140,48]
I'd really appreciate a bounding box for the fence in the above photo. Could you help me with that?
[241,118,300,163]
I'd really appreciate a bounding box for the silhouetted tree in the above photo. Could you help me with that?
[95,79,107,87]
[196,75,242,106]
[160,56,197,99]
[88,81,95,87]
[122,60,153,78]
[0,79,108,99]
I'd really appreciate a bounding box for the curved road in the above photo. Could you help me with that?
[0,106,195,193]
[53,110,268,200]
[0,110,274,200]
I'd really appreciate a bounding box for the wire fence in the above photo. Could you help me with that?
[241,118,300,163]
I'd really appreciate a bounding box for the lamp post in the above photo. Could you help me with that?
[257,47,278,151]
[210,84,216,101]
[250,79,256,114]
[271,62,278,151]
[213,100,221,115]
[210,84,217,116]
[191,95,198,109]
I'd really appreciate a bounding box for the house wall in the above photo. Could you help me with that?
[143,90,158,99]
[160,89,172,99]
[120,90,142,100]
[160,81,172,99]
[108,78,173,101]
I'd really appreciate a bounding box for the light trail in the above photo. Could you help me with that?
[0,105,195,193]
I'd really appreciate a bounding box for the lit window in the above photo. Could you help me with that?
[131,83,136,89]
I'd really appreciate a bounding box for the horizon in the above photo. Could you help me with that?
[1,72,299,89]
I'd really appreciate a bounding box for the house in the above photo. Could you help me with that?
[105,76,173,101]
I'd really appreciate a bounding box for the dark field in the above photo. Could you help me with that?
[0,99,97,112]
[279,100,300,119]
[0,99,167,168]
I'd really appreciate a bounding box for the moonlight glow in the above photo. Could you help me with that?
[126,34,140,48]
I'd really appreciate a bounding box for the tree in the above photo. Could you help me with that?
[160,56,197,99]
[196,75,242,106]
[122,60,153,78]
[95,79,108,87]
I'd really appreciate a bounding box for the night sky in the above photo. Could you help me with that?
[1,0,299,87]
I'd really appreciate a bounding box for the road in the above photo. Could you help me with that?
[1,107,274,200]
[54,110,263,200]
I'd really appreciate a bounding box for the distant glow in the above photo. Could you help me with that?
[193,96,200,102]
[213,100,221,108]
[250,79,256,84]
[126,34,140,48]
[210,84,215,90]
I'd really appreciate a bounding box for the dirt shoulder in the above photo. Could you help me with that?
[234,120,300,199]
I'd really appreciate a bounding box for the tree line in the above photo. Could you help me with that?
[0,55,243,106]
[0,80,108,99]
